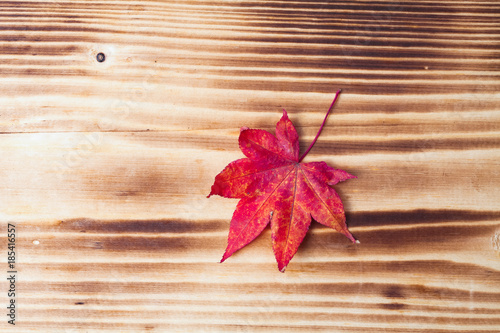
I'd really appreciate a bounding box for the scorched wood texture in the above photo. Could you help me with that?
[0,0,499,332]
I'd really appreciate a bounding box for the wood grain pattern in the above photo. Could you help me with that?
[1,0,499,332]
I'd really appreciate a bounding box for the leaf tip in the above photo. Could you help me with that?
[278,262,287,273]
[207,185,218,198]
[220,248,235,263]
[345,231,357,243]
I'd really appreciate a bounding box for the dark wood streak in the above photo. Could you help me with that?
[306,137,500,155]
[2,0,499,331]
[2,73,497,94]
[25,209,500,234]
[1,27,498,53]
[18,280,499,303]
[55,218,225,233]
[346,209,500,227]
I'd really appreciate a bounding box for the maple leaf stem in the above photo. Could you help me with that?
[298,89,342,163]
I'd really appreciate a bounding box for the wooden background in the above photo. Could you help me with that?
[1,0,500,332]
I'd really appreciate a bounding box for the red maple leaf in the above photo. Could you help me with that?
[208,90,357,272]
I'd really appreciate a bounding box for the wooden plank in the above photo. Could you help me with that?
[1,0,500,332]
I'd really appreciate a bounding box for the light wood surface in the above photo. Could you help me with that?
[1,0,500,332]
